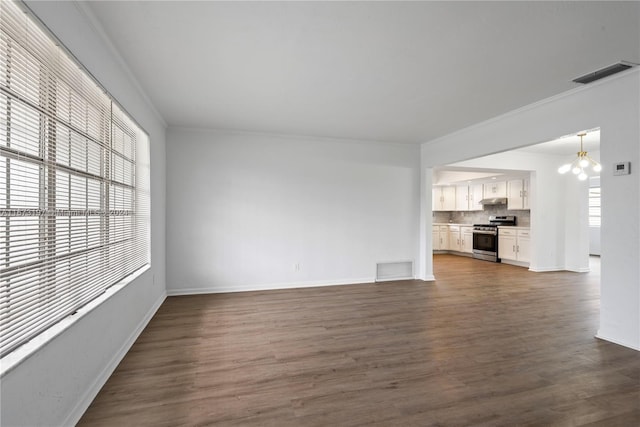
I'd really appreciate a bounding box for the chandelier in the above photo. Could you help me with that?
[557,132,601,180]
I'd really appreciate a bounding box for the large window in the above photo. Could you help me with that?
[0,1,150,358]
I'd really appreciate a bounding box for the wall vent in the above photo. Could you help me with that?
[573,62,634,84]
[376,261,414,282]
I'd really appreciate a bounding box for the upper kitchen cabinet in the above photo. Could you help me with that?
[455,184,484,211]
[455,185,470,211]
[469,183,484,211]
[484,181,507,198]
[507,178,530,210]
[433,186,456,211]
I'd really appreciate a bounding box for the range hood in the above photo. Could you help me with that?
[479,197,508,205]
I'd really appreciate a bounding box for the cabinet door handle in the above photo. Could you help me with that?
[513,245,515,252]
[517,245,520,253]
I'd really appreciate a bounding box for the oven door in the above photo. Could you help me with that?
[473,230,498,261]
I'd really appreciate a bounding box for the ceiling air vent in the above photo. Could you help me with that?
[573,62,634,84]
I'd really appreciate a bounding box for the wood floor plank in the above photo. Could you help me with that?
[77,255,640,426]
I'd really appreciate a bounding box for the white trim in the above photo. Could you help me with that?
[0,265,151,377]
[167,277,380,296]
[595,332,640,351]
[528,266,564,272]
[565,267,591,273]
[62,290,167,427]
[375,276,415,283]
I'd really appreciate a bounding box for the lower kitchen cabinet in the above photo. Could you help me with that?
[433,224,474,254]
[433,225,450,250]
[461,226,474,253]
[498,228,530,264]
[448,225,461,252]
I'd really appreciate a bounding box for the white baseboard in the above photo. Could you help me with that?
[167,277,377,296]
[566,266,591,273]
[595,331,640,351]
[528,266,563,272]
[62,291,167,426]
[375,276,415,282]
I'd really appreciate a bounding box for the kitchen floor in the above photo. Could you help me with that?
[78,254,638,426]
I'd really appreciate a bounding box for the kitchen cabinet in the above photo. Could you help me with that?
[448,225,461,251]
[469,183,484,211]
[507,179,530,210]
[434,224,473,254]
[516,229,530,263]
[433,225,450,250]
[461,226,474,253]
[455,185,470,211]
[455,185,484,211]
[433,186,456,211]
[484,181,507,198]
[498,228,530,264]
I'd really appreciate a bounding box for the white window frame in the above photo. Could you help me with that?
[0,0,150,372]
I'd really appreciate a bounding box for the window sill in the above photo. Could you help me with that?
[0,264,151,378]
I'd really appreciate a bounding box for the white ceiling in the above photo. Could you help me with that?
[84,1,640,144]
[516,129,601,157]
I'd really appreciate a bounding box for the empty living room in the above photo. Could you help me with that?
[1,1,639,426]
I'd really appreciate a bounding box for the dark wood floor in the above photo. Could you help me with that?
[78,255,640,426]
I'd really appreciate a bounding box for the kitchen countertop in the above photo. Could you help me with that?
[434,223,530,230]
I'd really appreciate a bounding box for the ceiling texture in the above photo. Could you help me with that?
[83,1,640,144]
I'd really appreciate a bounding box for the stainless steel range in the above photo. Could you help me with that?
[472,215,516,262]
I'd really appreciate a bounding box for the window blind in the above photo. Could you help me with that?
[0,0,150,358]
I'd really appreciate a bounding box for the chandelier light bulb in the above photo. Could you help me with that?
[558,132,598,180]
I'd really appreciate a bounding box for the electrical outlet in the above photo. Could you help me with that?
[294,263,300,272]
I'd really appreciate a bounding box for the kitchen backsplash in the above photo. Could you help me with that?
[434,205,531,227]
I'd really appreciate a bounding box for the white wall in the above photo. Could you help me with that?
[167,128,420,294]
[1,2,167,426]
[419,70,640,350]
